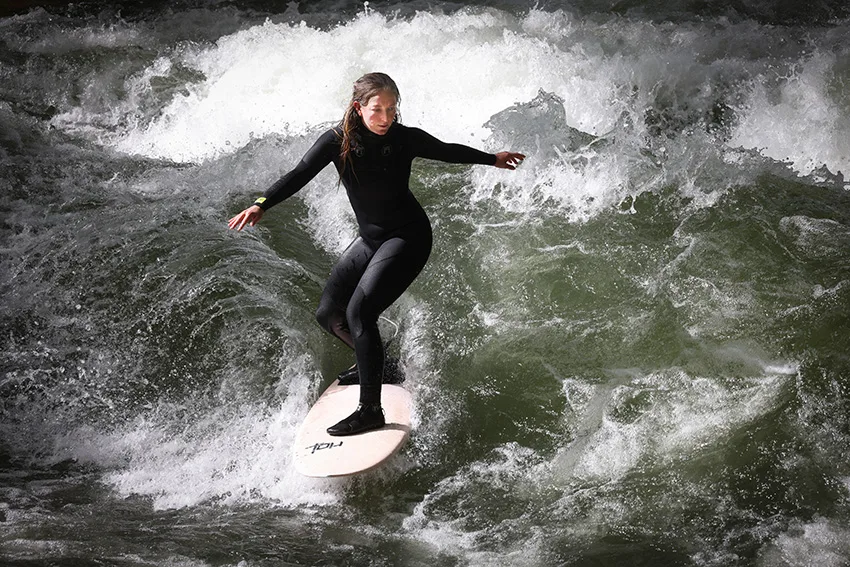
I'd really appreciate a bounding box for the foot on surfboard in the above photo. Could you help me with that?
[326,403,385,436]
[336,357,405,386]
[337,364,359,385]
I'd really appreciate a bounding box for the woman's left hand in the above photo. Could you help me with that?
[494,152,525,170]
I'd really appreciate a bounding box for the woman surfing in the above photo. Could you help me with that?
[229,72,524,436]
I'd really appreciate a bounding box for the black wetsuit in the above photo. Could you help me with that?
[257,122,496,405]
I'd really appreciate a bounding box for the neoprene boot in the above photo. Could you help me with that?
[326,403,385,436]
[337,364,358,384]
[336,356,404,385]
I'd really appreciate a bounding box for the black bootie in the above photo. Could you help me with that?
[335,357,405,386]
[326,404,385,436]
[337,364,359,385]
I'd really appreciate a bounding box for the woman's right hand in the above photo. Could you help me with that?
[228,205,264,231]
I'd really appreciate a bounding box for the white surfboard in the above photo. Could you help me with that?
[293,379,412,477]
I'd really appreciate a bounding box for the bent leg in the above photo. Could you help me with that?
[315,237,375,349]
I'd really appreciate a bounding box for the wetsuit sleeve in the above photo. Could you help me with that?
[255,129,338,210]
[407,127,497,166]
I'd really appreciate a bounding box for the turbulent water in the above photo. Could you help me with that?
[2,0,850,565]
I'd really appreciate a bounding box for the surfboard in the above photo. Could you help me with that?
[293,379,412,477]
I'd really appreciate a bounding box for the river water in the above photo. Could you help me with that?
[2,1,850,565]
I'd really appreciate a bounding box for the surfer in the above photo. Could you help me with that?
[229,72,524,436]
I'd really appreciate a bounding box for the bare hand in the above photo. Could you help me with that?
[228,205,264,231]
[494,152,525,170]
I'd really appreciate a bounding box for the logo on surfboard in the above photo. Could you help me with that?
[306,441,344,454]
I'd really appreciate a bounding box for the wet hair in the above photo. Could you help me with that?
[339,72,401,173]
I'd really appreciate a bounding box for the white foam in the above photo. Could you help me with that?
[552,361,795,484]
[14,20,144,53]
[42,6,850,231]
[298,165,359,255]
[758,518,850,567]
[106,10,555,163]
[55,354,345,510]
[47,8,633,167]
[401,443,547,565]
[468,145,631,223]
[730,50,850,179]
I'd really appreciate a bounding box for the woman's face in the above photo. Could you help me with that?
[355,90,397,136]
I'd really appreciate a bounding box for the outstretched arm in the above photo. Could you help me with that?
[227,129,337,231]
[409,127,524,170]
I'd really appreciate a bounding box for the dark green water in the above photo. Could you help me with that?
[2,1,850,565]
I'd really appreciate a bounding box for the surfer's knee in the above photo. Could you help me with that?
[315,300,342,334]
[345,292,378,341]
[315,303,330,331]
